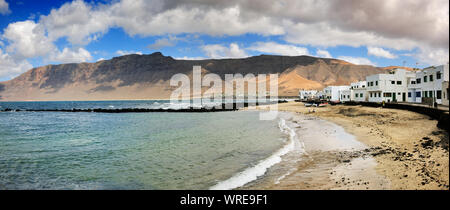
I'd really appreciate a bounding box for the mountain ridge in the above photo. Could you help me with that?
[0,52,390,101]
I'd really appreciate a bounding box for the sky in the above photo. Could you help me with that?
[0,0,448,81]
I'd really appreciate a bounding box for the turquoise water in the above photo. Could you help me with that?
[0,101,286,189]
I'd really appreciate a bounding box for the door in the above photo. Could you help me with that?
[402,93,406,102]
[393,93,396,102]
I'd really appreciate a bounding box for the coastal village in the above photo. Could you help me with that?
[299,64,450,107]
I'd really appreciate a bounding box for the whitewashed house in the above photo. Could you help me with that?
[351,81,368,102]
[408,64,449,105]
[324,86,351,101]
[339,89,352,102]
[366,68,416,103]
[338,81,367,102]
[443,81,449,106]
[299,90,318,100]
[443,64,449,106]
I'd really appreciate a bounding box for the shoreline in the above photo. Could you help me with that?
[240,111,390,190]
[247,102,449,190]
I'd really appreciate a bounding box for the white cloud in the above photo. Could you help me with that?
[174,56,207,60]
[108,1,284,37]
[283,22,419,51]
[0,0,10,15]
[367,47,397,59]
[32,0,444,56]
[247,42,309,56]
[201,43,248,59]
[0,49,33,78]
[97,58,105,61]
[3,20,55,59]
[212,0,448,49]
[36,0,284,47]
[337,56,376,66]
[48,48,93,63]
[316,49,332,58]
[148,38,175,50]
[414,47,449,66]
[116,50,143,56]
[39,0,111,45]
[2,20,93,66]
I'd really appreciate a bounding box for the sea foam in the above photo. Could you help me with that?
[209,116,304,190]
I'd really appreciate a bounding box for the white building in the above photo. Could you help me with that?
[351,81,368,102]
[324,86,351,101]
[338,81,367,102]
[350,81,367,89]
[353,89,368,102]
[443,64,449,106]
[366,68,416,103]
[443,81,449,106]
[299,90,318,100]
[408,64,449,105]
[339,89,352,102]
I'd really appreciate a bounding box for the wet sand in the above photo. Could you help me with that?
[246,102,449,190]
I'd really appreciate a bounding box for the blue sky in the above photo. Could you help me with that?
[0,0,448,81]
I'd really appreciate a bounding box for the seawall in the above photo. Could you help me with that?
[342,101,449,132]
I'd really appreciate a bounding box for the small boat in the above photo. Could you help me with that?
[304,103,313,107]
[318,103,328,107]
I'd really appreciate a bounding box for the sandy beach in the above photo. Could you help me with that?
[245,102,449,190]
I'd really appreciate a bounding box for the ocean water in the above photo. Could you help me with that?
[0,101,290,190]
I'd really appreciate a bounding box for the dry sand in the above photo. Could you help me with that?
[249,101,449,190]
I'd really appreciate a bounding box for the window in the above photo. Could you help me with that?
[411,81,416,84]
[370,93,373,97]
[424,76,427,82]
[429,91,433,97]
[378,93,381,97]
[416,78,421,84]
[355,93,358,98]
[437,90,442,99]
[397,81,402,85]
[430,75,434,82]
[360,93,363,97]
[391,81,395,85]
[375,81,378,86]
[416,92,421,97]
[384,93,392,97]
[347,95,350,99]
[362,85,366,88]
[408,92,412,98]
[437,72,441,80]
[398,92,401,95]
